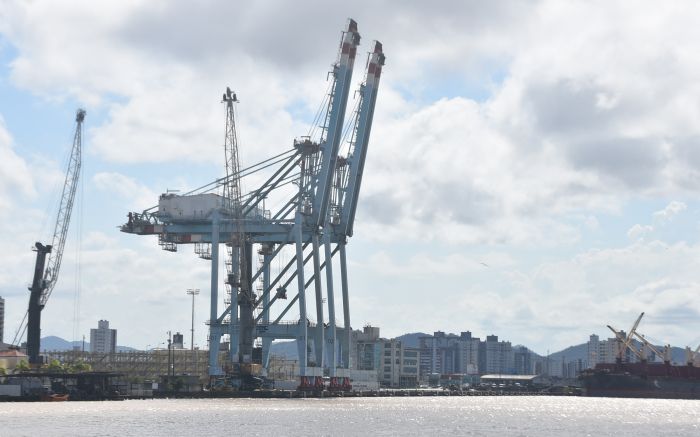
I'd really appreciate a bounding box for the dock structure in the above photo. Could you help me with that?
[120,20,384,388]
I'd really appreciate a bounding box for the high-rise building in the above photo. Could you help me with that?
[479,335,514,374]
[419,331,480,377]
[587,334,600,367]
[354,325,381,371]
[90,320,117,353]
[514,346,532,374]
[0,296,5,344]
[172,332,184,349]
[456,331,480,374]
[587,333,637,367]
[379,339,420,388]
[350,326,420,388]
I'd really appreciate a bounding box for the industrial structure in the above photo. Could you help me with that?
[12,110,85,364]
[121,20,384,388]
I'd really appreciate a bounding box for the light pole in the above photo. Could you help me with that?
[187,289,200,351]
[167,330,173,377]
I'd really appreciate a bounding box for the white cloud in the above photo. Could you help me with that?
[92,172,158,211]
[2,1,700,351]
[3,1,700,246]
[0,115,35,214]
[627,200,687,240]
[627,224,653,241]
[352,239,700,352]
[652,200,687,225]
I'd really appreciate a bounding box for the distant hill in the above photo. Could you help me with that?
[548,343,587,363]
[41,335,135,352]
[395,332,430,348]
[270,340,298,359]
[42,335,85,351]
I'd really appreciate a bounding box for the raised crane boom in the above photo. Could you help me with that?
[311,19,360,227]
[607,324,645,362]
[339,41,385,237]
[24,109,85,364]
[42,109,85,305]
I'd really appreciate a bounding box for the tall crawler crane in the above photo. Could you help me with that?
[15,109,85,364]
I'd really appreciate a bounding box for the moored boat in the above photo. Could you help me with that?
[580,313,700,399]
[41,393,70,402]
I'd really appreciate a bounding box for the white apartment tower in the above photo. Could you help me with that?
[90,320,117,353]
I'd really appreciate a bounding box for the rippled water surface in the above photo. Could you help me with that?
[2,396,699,436]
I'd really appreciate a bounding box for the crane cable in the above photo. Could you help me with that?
[141,148,297,213]
[11,121,77,346]
[72,161,84,345]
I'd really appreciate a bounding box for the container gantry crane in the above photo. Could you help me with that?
[14,109,85,364]
[121,20,384,389]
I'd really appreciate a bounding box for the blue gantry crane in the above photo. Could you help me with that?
[121,20,384,388]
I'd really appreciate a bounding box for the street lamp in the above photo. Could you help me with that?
[186,289,200,351]
[167,330,174,377]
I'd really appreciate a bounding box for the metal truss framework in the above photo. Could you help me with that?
[122,20,385,380]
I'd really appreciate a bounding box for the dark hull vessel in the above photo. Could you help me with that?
[581,362,700,399]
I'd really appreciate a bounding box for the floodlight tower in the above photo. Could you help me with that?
[186,288,200,351]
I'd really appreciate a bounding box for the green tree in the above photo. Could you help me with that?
[47,359,65,372]
[69,361,92,373]
[15,360,30,373]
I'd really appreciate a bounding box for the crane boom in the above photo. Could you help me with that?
[623,312,645,353]
[311,19,360,227]
[24,109,85,364]
[41,109,85,305]
[340,41,385,237]
[607,324,645,361]
[632,331,664,360]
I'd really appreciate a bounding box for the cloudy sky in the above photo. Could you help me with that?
[1,0,699,354]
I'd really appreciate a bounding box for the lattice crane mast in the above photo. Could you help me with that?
[221,88,255,364]
[18,109,85,364]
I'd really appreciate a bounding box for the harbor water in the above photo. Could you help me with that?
[1,396,698,436]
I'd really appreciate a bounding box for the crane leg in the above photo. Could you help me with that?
[228,248,240,363]
[208,213,223,376]
[339,242,351,369]
[261,245,273,370]
[311,233,324,368]
[323,232,337,376]
[294,216,308,376]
